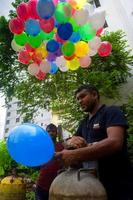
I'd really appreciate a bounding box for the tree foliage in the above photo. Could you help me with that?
[0,0,133,132]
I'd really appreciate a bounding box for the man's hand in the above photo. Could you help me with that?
[66,136,87,149]
[55,149,78,167]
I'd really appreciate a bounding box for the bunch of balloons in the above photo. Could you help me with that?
[7,123,55,167]
[9,0,112,80]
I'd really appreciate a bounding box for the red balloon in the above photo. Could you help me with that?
[98,41,112,57]
[18,50,31,64]
[64,54,75,61]
[96,28,103,36]
[25,44,35,53]
[16,3,29,22]
[9,18,24,34]
[28,0,39,19]
[39,18,55,33]
[35,70,47,80]
[32,52,43,65]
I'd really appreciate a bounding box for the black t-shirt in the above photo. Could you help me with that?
[76,105,132,187]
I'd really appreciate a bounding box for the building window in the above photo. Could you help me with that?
[41,123,43,126]
[41,113,43,117]
[16,118,20,122]
[8,104,11,109]
[7,112,11,117]
[5,128,9,133]
[17,102,21,107]
[6,120,10,125]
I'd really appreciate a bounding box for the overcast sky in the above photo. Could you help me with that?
[0,0,14,139]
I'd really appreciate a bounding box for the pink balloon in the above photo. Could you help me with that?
[53,0,58,6]
[9,18,24,34]
[79,56,91,68]
[39,18,55,33]
[98,41,112,57]
[16,2,29,21]
[28,0,39,19]
[35,70,47,80]
[18,50,31,64]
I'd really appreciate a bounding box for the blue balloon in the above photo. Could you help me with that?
[37,0,55,20]
[25,19,40,36]
[46,40,59,53]
[49,63,58,74]
[7,123,55,167]
[69,32,81,43]
[57,23,73,40]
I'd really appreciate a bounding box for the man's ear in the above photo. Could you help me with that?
[92,91,98,100]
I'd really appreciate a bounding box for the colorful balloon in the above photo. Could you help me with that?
[98,41,112,57]
[28,63,40,75]
[57,22,73,40]
[55,2,72,23]
[11,40,24,52]
[14,32,28,46]
[18,50,31,64]
[49,63,58,74]
[79,55,91,68]
[61,41,75,57]
[46,40,59,53]
[37,0,55,19]
[9,18,24,34]
[28,0,39,19]
[16,2,29,21]
[35,70,47,80]
[75,41,89,57]
[25,19,40,36]
[40,60,51,73]
[39,18,55,33]
[7,123,54,167]
[67,57,80,70]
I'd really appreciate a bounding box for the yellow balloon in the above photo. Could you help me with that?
[67,57,80,70]
[36,43,48,59]
[75,41,90,57]
[69,0,87,9]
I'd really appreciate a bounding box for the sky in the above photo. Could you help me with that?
[0,0,14,139]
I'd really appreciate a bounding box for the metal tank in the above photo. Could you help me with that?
[49,168,107,200]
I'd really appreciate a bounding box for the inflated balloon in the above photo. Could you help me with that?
[14,32,28,46]
[28,0,39,19]
[55,2,72,23]
[7,123,55,167]
[57,22,73,40]
[73,8,89,25]
[61,41,75,57]
[9,0,112,79]
[40,60,51,73]
[49,63,58,74]
[79,55,91,68]
[35,70,47,80]
[37,0,55,19]
[11,40,25,52]
[16,2,29,21]
[18,50,31,64]
[98,41,112,57]
[9,18,24,34]
[46,40,59,53]
[25,19,40,36]
[75,41,89,57]
[28,33,42,48]
[67,57,79,70]
[28,63,40,75]
[39,18,55,33]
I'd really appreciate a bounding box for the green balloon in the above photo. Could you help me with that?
[79,24,96,42]
[54,2,72,23]
[61,41,75,57]
[28,33,42,48]
[14,32,28,46]
[69,17,79,32]
[40,31,54,40]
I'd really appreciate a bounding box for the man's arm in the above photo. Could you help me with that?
[55,126,125,166]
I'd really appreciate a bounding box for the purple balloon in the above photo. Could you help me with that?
[55,48,62,57]
[47,53,56,62]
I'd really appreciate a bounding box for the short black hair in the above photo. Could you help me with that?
[46,123,57,131]
[75,84,100,99]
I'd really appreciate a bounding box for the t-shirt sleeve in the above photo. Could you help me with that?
[104,106,128,128]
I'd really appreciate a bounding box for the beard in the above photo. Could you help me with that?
[83,100,97,113]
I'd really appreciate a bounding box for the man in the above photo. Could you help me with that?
[56,84,133,200]
[35,123,64,200]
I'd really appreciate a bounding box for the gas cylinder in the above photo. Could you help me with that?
[0,176,26,200]
[49,168,107,200]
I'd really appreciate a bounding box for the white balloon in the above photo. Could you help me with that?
[84,3,95,15]
[88,8,106,30]
[88,49,97,57]
[73,8,89,26]
[59,65,69,72]
[40,60,51,73]
[55,56,67,68]
[89,36,101,50]
[11,40,24,52]
[28,63,39,76]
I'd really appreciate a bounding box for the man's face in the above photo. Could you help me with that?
[46,128,57,141]
[76,89,97,113]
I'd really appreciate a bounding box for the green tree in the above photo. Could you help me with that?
[0,0,133,132]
